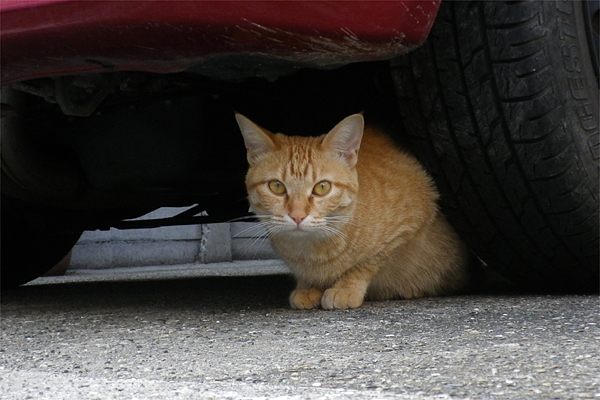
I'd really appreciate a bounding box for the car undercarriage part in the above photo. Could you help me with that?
[1,74,250,212]
[2,62,393,213]
[392,0,599,292]
[54,73,124,117]
[1,87,86,205]
[92,204,255,231]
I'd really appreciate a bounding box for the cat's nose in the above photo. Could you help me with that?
[289,212,307,226]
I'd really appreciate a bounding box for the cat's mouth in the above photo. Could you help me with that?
[265,214,342,237]
[287,224,311,233]
[284,220,335,237]
[278,219,315,235]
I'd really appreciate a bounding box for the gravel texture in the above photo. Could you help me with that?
[1,273,598,399]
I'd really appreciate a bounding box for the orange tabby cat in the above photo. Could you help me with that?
[236,113,468,310]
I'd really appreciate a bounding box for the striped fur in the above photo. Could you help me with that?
[236,114,469,309]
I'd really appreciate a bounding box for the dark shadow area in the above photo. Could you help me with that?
[1,275,296,314]
[4,268,588,316]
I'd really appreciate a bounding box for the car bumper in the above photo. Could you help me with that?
[1,0,440,84]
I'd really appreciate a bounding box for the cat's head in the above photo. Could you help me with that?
[236,113,364,237]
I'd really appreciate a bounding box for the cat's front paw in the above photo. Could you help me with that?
[321,288,364,310]
[289,289,323,309]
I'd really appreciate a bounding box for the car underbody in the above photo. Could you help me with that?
[2,61,402,231]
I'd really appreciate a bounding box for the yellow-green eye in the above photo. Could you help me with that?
[268,180,286,195]
[312,181,332,196]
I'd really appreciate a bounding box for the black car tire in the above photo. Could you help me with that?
[1,195,82,288]
[391,1,599,291]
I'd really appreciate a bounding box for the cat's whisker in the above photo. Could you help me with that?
[238,226,275,259]
[320,222,355,237]
[260,221,290,239]
[323,215,355,226]
[226,215,257,223]
[248,232,270,260]
[235,234,270,255]
[228,214,272,223]
[244,222,291,259]
[324,215,351,220]
[232,219,276,257]
[231,222,270,239]
[315,224,348,240]
[230,214,281,237]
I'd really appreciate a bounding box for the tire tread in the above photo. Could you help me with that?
[391,0,599,290]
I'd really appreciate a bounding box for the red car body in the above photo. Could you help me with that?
[1,0,440,84]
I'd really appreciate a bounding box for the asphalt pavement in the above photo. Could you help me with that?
[1,266,598,400]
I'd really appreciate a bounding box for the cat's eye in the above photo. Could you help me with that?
[312,181,332,196]
[268,180,287,195]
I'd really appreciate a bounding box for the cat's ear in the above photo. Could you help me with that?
[235,113,276,166]
[322,114,364,167]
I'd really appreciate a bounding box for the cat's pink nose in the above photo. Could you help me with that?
[289,212,307,226]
